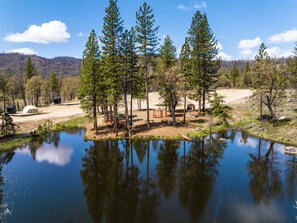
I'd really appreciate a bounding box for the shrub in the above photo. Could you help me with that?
[209,92,230,126]
[0,112,16,137]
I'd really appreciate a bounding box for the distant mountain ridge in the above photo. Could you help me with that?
[0,53,82,77]
[0,53,288,78]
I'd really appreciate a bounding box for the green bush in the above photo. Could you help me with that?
[209,92,230,126]
[0,112,16,137]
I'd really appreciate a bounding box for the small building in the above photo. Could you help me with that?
[23,105,38,114]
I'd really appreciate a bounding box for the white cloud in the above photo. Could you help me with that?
[239,49,256,59]
[238,37,262,49]
[268,29,297,44]
[177,1,206,11]
[6,47,37,55]
[267,47,294,58]
[194,1,207,9]
[177,4,191,10]
[217,52,233,61]
[217,42,223,50]
[4,20,71,44]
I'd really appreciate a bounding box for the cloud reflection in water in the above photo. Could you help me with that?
[16,144,74,166]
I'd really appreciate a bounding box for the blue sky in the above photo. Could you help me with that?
[0,0,296,60]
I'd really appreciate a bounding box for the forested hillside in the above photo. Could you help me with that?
[0,53,81,77]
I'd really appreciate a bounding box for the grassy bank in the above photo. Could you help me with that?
[0,136,31,151]
[52,116,88,131]
[230,94,297,147]
[232,118,297,147]
[0,116,88,151]
[188,125,228,138]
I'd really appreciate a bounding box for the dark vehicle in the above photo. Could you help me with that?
[6,105,16,114]
[53,97,62,104]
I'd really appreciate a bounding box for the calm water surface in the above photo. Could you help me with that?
[0,129,297,223]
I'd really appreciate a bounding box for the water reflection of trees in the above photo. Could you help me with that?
[178,137,226,222]
[27,129,84,159]
[0,150,15,221]
[27,131,60,159]
[156,140,179,198]
[81,137,226,223]
[80,140,159,223]
[248,139,281,204]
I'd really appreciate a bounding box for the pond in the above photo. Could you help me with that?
[0,129,297,223]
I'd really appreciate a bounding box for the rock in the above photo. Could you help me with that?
[284,146,297,155]
[278,116,291,121]
[196,127,202,132]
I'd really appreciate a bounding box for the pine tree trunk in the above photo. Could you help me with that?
[113,103,118,136]
[105,104,109,121]
[130,93,133,133]
[171,103,176,126]
[202,89,206,113]
[11,92,15,107]
[183,93,187,124]
[198,91,201,113]
[93,94,98,132]
[145,63,150,129]
[123,92,130,137]
[23,98,27,107]
[109,106,113,122]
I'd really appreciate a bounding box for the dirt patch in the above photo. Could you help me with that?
[12,104,84,133]
[84,109,209,140]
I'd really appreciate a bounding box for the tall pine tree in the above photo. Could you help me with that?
[252,43,269,119]
[101,0,123,136]
[157,35,178,125]
[188,11,220,112]
[135,2,159,128]
[23,56,38,106]
[0,72,9,111]
[24,56,37,83]
[120,28,139,137]
[229,64,239,87]
[79,30,101,132]
[49,72,60,100]
[179,37,192,123]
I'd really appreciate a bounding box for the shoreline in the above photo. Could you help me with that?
[1,122,296,151]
